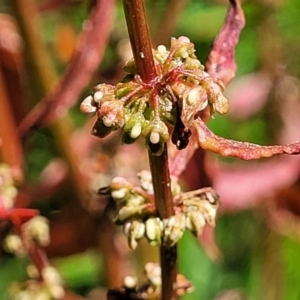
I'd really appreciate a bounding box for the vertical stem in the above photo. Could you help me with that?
[123,0,177,299]
[148,148,178,300]
[123,0,157,83]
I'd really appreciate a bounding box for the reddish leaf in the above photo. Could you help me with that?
[193,117,300,160]
[205,0,245,86]
[212,157,300,212]
[9,208,39,224]
[19,0,115,135]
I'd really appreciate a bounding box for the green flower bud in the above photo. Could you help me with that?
[126,193,147,207]
[183,57,203,70]
[115,83,136,99]
[159,95,176,124]
[123,58,137,75]
[171,36,195,61]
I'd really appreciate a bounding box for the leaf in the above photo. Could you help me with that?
[205,0,245,86]
[193,117,300,160]
[19,0,115,135]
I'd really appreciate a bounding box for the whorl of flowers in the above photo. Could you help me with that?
[81,36,228,155]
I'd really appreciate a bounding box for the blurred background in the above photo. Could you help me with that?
[1,0,300,299]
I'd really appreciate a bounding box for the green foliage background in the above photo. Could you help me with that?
[1,0,300,299]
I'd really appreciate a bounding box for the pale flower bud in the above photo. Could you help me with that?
[117,206,142,222]
[3,234,26,256]
[145,262,162,288]
[186,211,206,236]
[124,220,145,249]
[123,276,138,288]
[157,45,167,54]
[22,216,50,247]
[150,131,160,144]
[130,122,142,139]
[80,95,96,113]
[137,170,153,193]
[145,217,163,246]
[163,214,186,247]
[110,176,133,200]
[42,266,65,300]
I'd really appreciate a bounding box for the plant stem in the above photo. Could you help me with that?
[123,1,177,299]
[148,148,178,300]
[123,0,156,83]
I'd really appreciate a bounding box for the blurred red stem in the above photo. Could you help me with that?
[0,61,22,171]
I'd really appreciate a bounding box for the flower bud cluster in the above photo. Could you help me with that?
[110,171,181,249]
[109,171,219,249]
[4,216,50,256]
[9,266,65,300]
[22,216,50,248]
[0,163,18,211]
[120,262,193,299]
[81,37,229,152]
[161,187,219,247]
[180,188,219,237]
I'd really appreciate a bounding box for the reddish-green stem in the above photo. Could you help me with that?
[123,0,177,299]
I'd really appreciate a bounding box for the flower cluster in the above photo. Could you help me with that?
[105,170,219,249]
[0,164,64,300]
[81,36,228,155]
[108,262,193,299]
[9,266,64,300]
[0,163,18,212]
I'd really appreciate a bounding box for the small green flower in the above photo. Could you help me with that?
[123,113,146,143]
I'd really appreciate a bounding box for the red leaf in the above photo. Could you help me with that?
[19,0,115,136]
[205,0,245,86]
[193,117,300,160]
